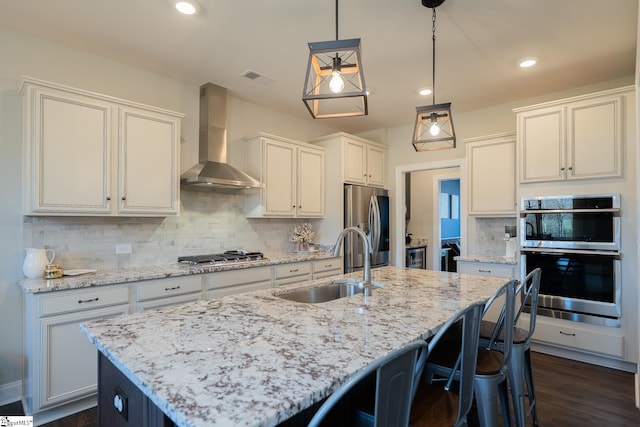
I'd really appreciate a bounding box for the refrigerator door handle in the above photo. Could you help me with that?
[369,195,380,255]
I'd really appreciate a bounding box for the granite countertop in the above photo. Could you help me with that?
[80,266,507,427]
[455,254,518,265]
[20,252,336,294]
[406,238,429,249]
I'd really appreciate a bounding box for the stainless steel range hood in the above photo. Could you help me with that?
[180,83,263,189]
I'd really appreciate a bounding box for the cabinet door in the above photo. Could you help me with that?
[366,145,386,187]
[118,107,180,216]
[518,106,565,183]
[263,139,296,216]
[26,86,113,214]
[343,138,367,184]
[567,95,623,180]
[297,147,324,217]
[38,305,129,411]
[467,136,516,215]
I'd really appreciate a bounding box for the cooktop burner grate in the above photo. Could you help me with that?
[178,251,265,265]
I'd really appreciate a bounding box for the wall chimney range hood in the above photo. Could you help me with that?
[180,83,263,189]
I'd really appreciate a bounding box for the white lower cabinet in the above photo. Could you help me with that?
[206,266,273,298]
[24,286,130,424]
[274,262,313,286]
[457,260,517,324]
[23,259,339,424]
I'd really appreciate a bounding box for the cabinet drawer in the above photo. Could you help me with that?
[40,286,130,317]
[207,281,272,299]
[313,258,342,274]
[275,262,312,279]
[206,266,272,290]
[136,276,202,301]
[275,262,312,286]
[526,315,624,358]
[457,261,516,279]
[137,292,202,312]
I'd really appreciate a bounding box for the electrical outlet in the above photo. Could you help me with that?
[115,244,132,254]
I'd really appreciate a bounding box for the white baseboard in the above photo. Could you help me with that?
[0,380,22,406]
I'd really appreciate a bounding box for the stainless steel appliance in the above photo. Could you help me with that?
[520,194,620,251]
[519,194,621,327]
[344,185,390,273]
[179,250,265,265]
[406,246,426,269]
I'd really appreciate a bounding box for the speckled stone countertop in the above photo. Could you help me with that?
[20,252,336,294]
[80,266,507,427]
[406,238,429,249]
[455,254,518,265]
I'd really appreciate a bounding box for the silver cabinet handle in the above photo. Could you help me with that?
[290,268,299,273]
[165,285,181,291]
[78,297,99,304]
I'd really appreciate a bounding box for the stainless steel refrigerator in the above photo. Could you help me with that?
[344,184,390,273]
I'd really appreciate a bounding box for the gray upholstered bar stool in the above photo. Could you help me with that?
[480,268,542,427]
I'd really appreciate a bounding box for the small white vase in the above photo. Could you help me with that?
[23,248,55,279]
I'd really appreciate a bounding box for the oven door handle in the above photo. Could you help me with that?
[520,247,621,258]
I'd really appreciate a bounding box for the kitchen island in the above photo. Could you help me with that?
[81,266,507,427]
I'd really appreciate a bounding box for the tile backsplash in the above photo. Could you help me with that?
[23,189,320,270]
[472,217,518,255]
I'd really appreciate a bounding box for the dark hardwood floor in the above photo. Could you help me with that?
[1,352,638,426]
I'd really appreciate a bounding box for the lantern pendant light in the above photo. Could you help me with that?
[302,0,368,119]
[412,0,456,151]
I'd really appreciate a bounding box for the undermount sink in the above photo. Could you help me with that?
[275,278,376,304]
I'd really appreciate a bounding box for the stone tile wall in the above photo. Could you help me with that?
[473,217,518,256]
[23,189,321,270]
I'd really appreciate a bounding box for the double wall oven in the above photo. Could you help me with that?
[519,194,621,327]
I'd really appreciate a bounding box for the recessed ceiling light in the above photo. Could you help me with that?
[418,88,432,96]
[519,58,537,68]
[175,1,197,15]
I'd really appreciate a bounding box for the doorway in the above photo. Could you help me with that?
[401,164,462,270]
[437,177,461,272]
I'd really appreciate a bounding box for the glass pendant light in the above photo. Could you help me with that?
[302,0,368,119]
[412,0,456,151]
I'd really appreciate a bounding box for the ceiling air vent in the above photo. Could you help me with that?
[239,70,274,85]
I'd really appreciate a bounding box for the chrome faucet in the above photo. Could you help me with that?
[333,226,373,296]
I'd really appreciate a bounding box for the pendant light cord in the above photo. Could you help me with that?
[335,0,339,40]
[432,7,436,106]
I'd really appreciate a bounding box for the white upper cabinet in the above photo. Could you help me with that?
[466,134,516,215]
[21,78,183,216]
[515,88,628,183]
[313,133,387,188]
[244,134,325,218]
[342,136,386,187]
[117,106,180,215]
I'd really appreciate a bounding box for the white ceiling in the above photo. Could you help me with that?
[1,0,637,134]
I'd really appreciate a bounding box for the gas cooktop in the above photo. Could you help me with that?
[178,250,265,266]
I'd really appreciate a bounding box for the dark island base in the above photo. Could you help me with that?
[98,353,175,427]
[97,352,374,427]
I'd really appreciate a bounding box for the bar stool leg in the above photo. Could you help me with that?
[524,348,538,426]
[509,345,526,427]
